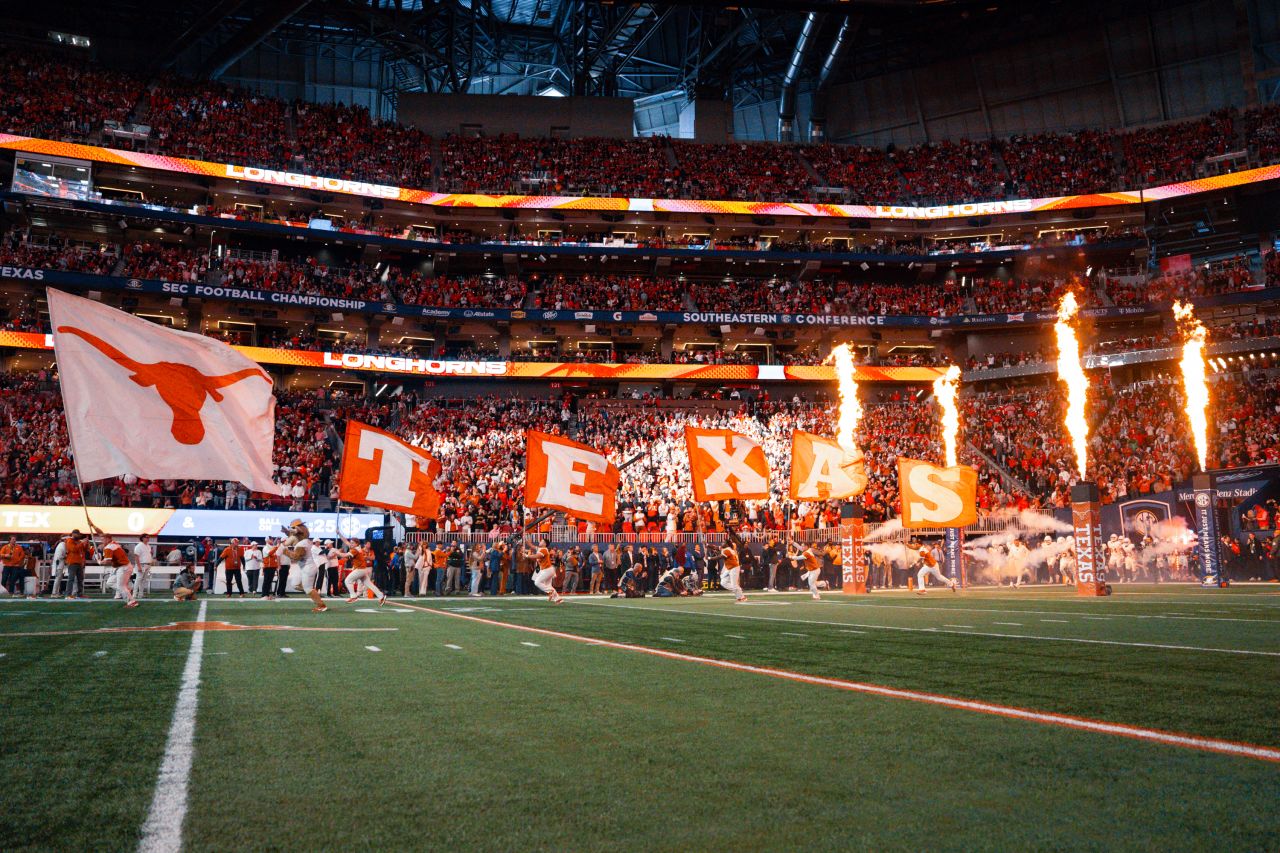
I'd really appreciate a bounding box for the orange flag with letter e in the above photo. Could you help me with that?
[339,421,443,518]
[789,430,867,501]
[684,426,771,501]
[48,287,281,493]
[897,458,978,529]
[524,430,621,525]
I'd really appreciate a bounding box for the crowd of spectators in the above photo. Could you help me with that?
[0,50,142,143]
[535,274,683,312]
[999,130,1121,197]
[219,256,391,303]
[293,101,433,188]
[0,232,117,276]
[391,272,528,309]
[967,276,1096,314]
[1106,255,1258,306]
[120,241,209,282]
[690,278,965,316]
[143,76,291,168]
[6,51,1280,207]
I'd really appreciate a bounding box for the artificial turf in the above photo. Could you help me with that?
[2,585,1278,851]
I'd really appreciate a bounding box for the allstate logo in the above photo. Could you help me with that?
[1194,492,1210,508]
[126,279,143,290]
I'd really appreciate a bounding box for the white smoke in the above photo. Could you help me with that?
[865,542,917,569]
[864,518,903,542]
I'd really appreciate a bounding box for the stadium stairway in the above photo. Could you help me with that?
[965,441,1033,497]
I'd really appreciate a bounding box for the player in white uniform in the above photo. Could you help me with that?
[914,542,957,594]
[283,519,327,612]
[1122,538,1138,582]
[1106,535,1125,582]
[719,525,748,602]
[132,534,154,598]
[523,540,564,604]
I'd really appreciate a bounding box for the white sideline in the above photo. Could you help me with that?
[138,599,207,853]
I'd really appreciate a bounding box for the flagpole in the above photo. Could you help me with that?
[47,291,105,591]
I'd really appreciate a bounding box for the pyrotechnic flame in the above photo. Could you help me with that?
[1053,291,1090,480]
[1173,300,1210,472]
[932,364,961,467]
[831,343,862,452]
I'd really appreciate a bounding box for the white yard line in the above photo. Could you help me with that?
[444,644,463,650]
[364,646,381,652]
[571,601,1280,657]
[138,599,207,853]
[660,637,686,643]
[520,642,540,647]
[280,647,294,654]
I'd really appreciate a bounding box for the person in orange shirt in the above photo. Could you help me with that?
[260,537,280,600]
[914,541,957,594]
[0,536,26,597]
[219,538,246,597]
[788,543,824,601]
[523,539,564,604]
[431,543,449,596]
[62,529,90,599]
[341,536,386,605]
[98,530,138,608]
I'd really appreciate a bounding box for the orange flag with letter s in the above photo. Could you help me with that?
[897,458,978,529]
[338,420,443,518]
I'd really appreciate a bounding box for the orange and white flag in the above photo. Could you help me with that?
[524,430,620,525]
[48,288,280,493]
[684,426,771,501]
[338,421,443,518]
[897,458,978,529]
[789,430,867,501]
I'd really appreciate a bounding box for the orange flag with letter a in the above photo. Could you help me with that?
[684,426,771,501]
[789,430,867,501]
[47,287,280,493]
[897,458,978,529]
[524,430,621,525]
[339,421,443,518]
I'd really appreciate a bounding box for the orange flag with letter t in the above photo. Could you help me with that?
[48,288,280,493]
[789,430,867,500]
[339,421,443,518]
[684,426,771,501]
[524,430,621,525]
[897,458,978,529]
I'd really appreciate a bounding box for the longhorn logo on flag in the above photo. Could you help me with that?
[524,430,620,525]
[897,458,979,529]
[789,430,867,501]
[47,288,280,493]
[684,426,771,501]
[338,421,443,518]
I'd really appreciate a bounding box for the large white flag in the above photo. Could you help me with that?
[48,288,281,493]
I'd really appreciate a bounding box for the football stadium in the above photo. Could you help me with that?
[1,0,1279,849]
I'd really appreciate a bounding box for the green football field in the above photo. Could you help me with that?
[2,584,1278,852]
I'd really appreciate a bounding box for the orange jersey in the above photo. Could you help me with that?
[721,546,739,570]
[349,548,368,569]
[64,538,87,565]
[219,545,242,568]
[0,543,25,567]
[102,542,129,567]
[262,549,279,569]
[432,548,448,568]
[919,548,938,568]
[536,547,552,570]
[802,548,821,572]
